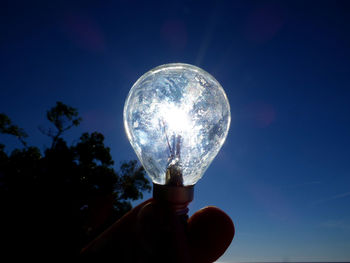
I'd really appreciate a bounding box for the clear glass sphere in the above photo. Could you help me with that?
[124,63,230,186]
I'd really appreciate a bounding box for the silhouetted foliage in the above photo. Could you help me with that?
[0,102,151,257]
[39,101,82,148]
[0,113,28,147]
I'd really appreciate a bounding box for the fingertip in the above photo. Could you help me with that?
[188,206,235,263]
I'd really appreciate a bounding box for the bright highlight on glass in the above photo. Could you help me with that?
[124,63,230,186]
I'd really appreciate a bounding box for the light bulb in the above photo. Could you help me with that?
[124,63,230,207]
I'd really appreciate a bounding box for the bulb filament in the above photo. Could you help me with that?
[161,119,184,186]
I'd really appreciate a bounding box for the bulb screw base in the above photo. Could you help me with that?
[153,183,194,215]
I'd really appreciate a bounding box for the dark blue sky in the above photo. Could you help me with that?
[1,0,350,261]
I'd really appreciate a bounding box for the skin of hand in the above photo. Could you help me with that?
[81,198,234,263]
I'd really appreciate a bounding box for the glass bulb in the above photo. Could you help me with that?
[124,63,230,186]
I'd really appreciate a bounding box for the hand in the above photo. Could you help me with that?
[81,198,234,263]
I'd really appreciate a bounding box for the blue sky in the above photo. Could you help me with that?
[1,0,350,262]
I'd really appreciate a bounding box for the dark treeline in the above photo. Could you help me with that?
[0,102,151,257]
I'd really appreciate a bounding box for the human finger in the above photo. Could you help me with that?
[136,200,192,263]
[80,198,153,257]
[188,206,235,263]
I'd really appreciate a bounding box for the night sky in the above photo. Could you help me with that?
[1,1,350,262]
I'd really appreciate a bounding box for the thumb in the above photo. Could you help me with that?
[188,206,235,263]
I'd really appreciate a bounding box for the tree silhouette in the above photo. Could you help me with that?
[39,101,82,148]
[0,113,28,147]
[0,102,151,257]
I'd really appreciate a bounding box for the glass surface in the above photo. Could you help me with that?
[124,63,230,186]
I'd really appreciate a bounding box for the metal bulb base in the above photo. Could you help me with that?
[153,183,194,215]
